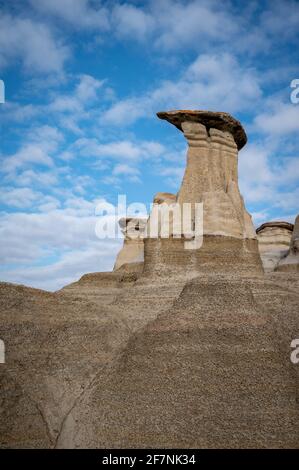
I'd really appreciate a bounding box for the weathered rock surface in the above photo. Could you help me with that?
[256,221,294,272]
[0,282,131,448]
[113,217,147,271]
[66,274,299,448]
[276,215,299,272]
[0,110,298,449]
[157,110,247,150]
[0,274,185,448]
[153,111,262,277]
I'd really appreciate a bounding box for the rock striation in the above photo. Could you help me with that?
[157,110,247,150]
[276,215,299,272]
[155,110,262,277]
[71,274,299,449]
[256,221,294,272]
[113,217,147,271]
[0,109,298,449]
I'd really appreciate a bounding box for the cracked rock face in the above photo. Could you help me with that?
[256,221,294,272]
[276,215,299,272]
[113,217,147,271]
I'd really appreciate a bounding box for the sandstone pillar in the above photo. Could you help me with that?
[113,217,147,271]
[276,214,299,272]
[143,192,192,277]
[156,110,263,276]
[256,221,294,272]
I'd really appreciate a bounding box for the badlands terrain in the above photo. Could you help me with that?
[0,110,298,448]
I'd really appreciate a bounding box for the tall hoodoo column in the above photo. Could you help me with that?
[157,110,255,239]
[156,110,263,276]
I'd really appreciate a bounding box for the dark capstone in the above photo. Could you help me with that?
[256,221,294,234]
[157,109,247,150]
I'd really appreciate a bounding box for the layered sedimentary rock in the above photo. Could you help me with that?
[157,110,247,150]
[0,272,185,448]
[159,111,255,240]
[113,217,147,271]
[68,274,299,448]
[153,110,262,276]
[143,192,186,278]
[60,270,140,304]
[276,215,299,272]
[0,109,298,449]
[256,221,294,272]
[0,282,134,448]
[59,112,296,449]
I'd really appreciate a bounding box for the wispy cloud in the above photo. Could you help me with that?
[102,53,262,126]
[0,0,298,291]
[0,13,69,73]
[29,0,110,31]
[0,200,121,290]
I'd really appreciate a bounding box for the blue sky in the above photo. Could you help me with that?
[0,0,299,290]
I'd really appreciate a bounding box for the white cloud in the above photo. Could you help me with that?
[29,0,109,31]
[0,74,107,135]
[38,196,61,212]
[0,186,62,210]
[0,187,41,208]
[28,125,64,150]
[0,13,69,73]
[29,0,238,50]
[0,198,122,290]
[48,75,104,113]
[44,74,107,133]
[251,210,271,226]
[157,53,261,110]
[112,163,141,184]
[102,97,150,126]
[13,169,59,187]
[75,74,105,101]
[239,142,299,217]
[260,0,299,38]
[1,144,54,175]
[151,0,238,50]
[0,102,40,122]
[112,3,154,41]
[1,1,298,292]
[113,164,140,176]
[1,125,63,176]
[254,102,299,135]
[101,175,122,187]
[74,137,165,161]
[0,243,119,292]
[156,165,185,189]
[102,53,262,126]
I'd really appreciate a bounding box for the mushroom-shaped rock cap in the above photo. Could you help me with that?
[153,192,177,204]
[119,217,147,231]
[157,110,247,150]
[256,221,294,234]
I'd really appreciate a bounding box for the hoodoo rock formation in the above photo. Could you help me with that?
[0,110,298,449]
[158,111,256,240]
[256,221,294,272]
[113,217,147,272]
[276,215,299,272]
[152,110,262,277]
